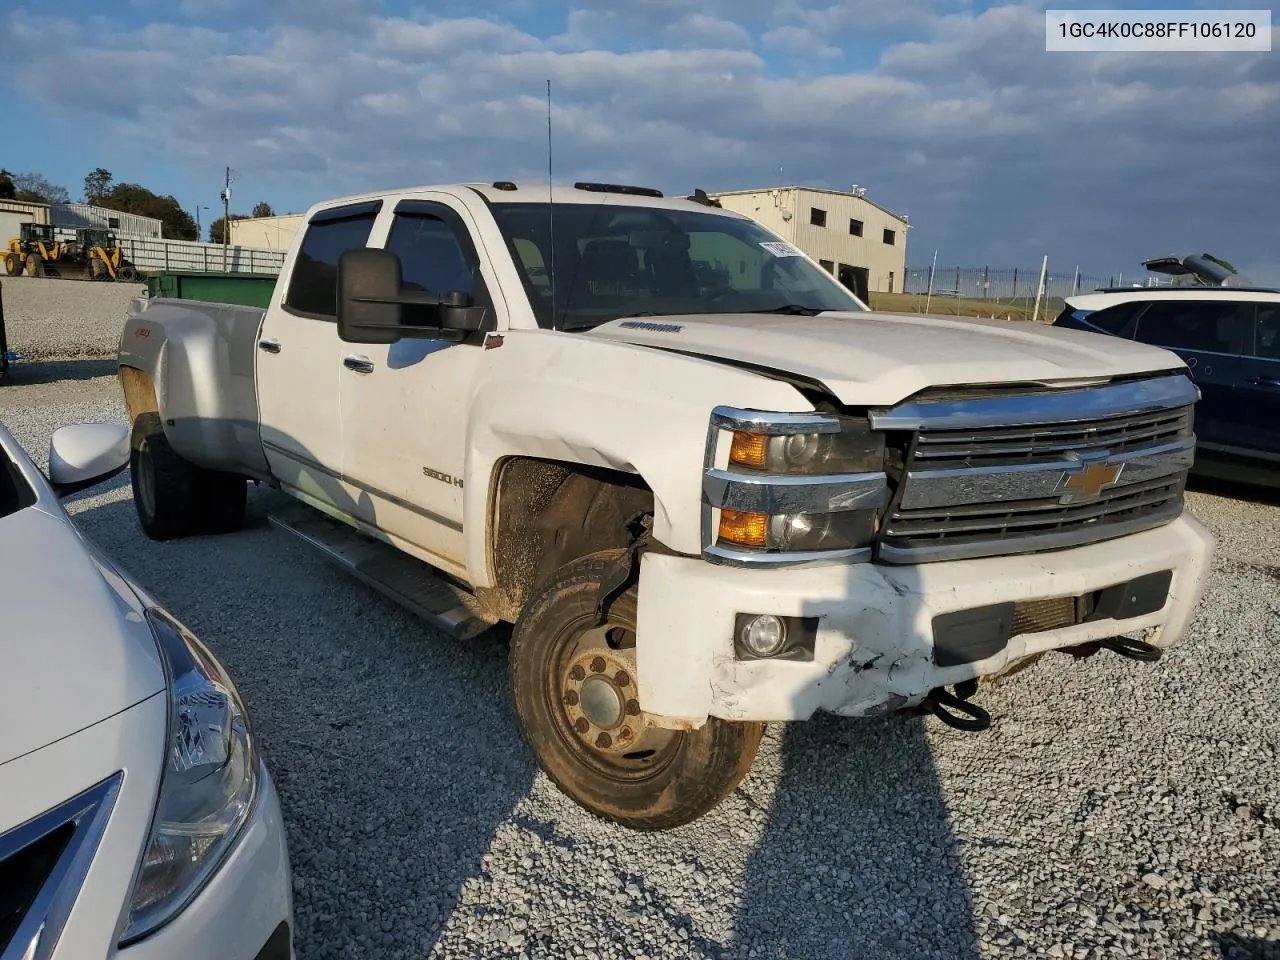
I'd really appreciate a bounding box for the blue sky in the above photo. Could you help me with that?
[3,0,1277,280]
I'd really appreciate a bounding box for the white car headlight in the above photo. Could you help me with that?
[118,607,259,945]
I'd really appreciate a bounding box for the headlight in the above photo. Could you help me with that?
[718,508,877,551]
[727,416,882,474]
[706,408,888,564]
[119,608,259,945]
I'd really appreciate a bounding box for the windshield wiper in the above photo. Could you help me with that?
[747,304,827,316]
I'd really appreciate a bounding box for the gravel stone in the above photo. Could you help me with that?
[0,275,145,360]
[4,365,1279,960]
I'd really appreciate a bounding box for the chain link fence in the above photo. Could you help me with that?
[903,265,1174,301]
[879,264,1175,321]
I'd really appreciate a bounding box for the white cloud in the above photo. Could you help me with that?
[1,3,1276,278]
[762,25,840,60]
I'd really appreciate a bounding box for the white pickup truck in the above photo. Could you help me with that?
[118,181,1214,829]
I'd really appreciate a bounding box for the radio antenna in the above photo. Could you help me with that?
[546,79,558,331]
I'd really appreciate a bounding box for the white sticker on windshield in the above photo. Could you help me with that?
[760,241,804,258]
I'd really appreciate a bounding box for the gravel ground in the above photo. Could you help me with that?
[0,275,145,360]
[3,364,1278,960]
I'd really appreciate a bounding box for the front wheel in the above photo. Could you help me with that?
[510,551,764,830]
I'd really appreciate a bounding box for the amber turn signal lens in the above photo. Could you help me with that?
[729,432,768,469]
[718,509,769,547]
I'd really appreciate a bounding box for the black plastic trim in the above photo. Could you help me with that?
[308,200,383,224]
[252,922,293,960]
[573,182,664,198]
[932,603,1014,668]
[1087,570,1173,622]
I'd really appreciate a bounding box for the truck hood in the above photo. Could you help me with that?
[0,505,165,766]
[587,311,1185,406]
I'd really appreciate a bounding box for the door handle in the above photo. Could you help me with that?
[343,356,375,374]
[1247,376,1280,388]
[258,338,281,354]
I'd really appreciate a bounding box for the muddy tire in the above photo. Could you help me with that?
[130,412,247,540]
[25,253,43,277]
[510,550,764,830]
[2,252,20,276]
[118,264,139,282]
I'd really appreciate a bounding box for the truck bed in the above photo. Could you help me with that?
[118,297,272,480]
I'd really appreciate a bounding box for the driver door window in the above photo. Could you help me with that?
[385,214,485,315]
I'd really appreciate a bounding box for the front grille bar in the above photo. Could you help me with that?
[870,374,1199,431]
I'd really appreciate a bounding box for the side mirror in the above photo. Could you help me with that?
[337,248,487,345]
[48,423,130,498]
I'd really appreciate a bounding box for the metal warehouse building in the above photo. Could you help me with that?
[0,199,51,243]
[51,203,163,239]
[711,186,910,299]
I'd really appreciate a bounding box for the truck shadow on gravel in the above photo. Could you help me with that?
[1212,933,1280,959]
[1,357,118,385]
[733,716,979,960]
[73,488,539,960]
[74,474,980,960]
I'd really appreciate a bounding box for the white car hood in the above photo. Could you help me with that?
[0,504,165,766]
[588,311,1185,406]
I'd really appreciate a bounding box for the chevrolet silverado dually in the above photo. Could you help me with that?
[117,181,1214,829]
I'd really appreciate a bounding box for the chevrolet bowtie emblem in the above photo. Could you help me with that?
[1060,458,1124,501]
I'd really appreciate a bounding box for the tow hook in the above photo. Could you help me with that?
[1101,635,1164,662]
[593,513,653,626]
[923,682,992,732]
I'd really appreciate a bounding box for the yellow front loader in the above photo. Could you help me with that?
[3,223,62,277]
[75,229,139,281]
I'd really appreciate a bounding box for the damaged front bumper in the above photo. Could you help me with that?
[634,513,1214,725]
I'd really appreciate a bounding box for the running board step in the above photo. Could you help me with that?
[268,505,496,640]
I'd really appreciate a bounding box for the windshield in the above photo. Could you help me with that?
[489,202,866,329]
[1,451,36,522]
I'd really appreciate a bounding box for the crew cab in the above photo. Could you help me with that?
[117,182,1214,829]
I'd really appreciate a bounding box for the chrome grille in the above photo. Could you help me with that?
[872,375,1198,563]
[912,407,1192,466]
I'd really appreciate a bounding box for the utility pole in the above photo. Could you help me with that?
[219,167,232,272]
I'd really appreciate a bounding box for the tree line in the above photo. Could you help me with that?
[0,167,278,243]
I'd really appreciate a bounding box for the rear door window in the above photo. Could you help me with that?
[285,203,381,319]
[1252,304,1280,360]
[1134,301,1252,354]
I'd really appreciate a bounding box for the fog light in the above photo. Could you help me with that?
[740,614,787,658]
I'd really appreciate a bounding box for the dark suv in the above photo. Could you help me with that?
[1055,289,1280,486]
